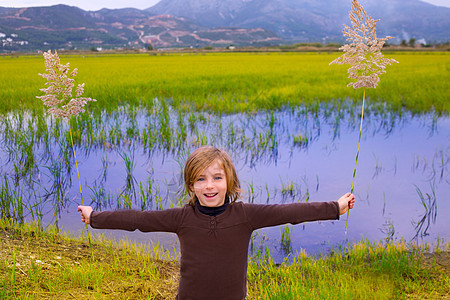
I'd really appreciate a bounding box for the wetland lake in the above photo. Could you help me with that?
[1,102,449,262]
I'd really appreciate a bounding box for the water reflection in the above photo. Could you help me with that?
[412,181,438,239]
[0,102,449,261]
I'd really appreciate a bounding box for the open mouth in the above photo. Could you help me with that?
[204,193,218,199]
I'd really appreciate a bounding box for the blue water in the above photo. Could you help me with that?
[1,105,449,262]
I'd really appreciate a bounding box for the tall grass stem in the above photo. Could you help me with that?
[68,121,93,256]
[347,88,366,234]
[68,122,84,206]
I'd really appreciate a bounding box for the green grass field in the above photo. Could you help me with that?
[1,52,449,115]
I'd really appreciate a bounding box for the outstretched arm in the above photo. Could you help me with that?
[337,193,355,215]
[76,206,184,233]
[77,206,93,224]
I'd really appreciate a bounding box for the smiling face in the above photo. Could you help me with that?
[184,146,241,207]
[191,160,228,207]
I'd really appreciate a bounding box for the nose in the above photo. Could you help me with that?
[205,178,214,189]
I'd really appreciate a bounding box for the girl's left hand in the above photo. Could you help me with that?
[338,193,355,215]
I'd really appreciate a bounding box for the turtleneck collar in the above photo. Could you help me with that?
[195,196,230,216]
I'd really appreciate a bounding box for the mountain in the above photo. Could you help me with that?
[0,5,137,51]
[0,5,280,52]
[146,0,450,43]
[0,0,449,52]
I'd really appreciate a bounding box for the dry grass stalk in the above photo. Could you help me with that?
[330,0,398,89]
[37,50,95,253]
[37,50,96,119]
[330,0,398,234]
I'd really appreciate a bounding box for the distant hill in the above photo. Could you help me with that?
[146,0,450,43]
[0,0,449,52]
[0,5,280,52]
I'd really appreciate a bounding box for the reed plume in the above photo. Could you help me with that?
[37,50,96,119]
[37,50,96,254]
[330,0,398,233]
[330,0,398,89]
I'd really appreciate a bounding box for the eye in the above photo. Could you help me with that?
[196,177,205,182]
[215,176,223,180]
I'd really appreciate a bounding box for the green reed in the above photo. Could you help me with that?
[281,180,296,199]
[25,188,45,231]
[0,174,24,223]
[119,147,136,182]
[265,184,271,204]
[139,180,153,211]
[88,180,107,210]
[247,181,255,203]
[280,224,292,255]
[119,189,133,210]
[43,158,69,200]
[154,186,164,211]
[292,133,309,147]
[14,131,36,178]
[381,219,395,243]
[301,176,310,203]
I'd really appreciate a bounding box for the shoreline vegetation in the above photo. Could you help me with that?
[1,43,450,56]
[1,218,449,299]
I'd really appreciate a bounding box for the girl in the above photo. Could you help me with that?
[78,146,355,300]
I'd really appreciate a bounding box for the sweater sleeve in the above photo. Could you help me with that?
[90,207,184,233]
[244,201,340,230]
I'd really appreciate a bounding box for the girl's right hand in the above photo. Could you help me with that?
[77,206,93,224]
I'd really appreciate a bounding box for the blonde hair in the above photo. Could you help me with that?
[184,146,241,206]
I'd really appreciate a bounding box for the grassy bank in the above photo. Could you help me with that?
[0,218,179,299]
[1,52,449,115]
[1,218,448,299]
[247,241,449,299]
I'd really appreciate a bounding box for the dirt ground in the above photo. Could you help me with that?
[422,251,450,276]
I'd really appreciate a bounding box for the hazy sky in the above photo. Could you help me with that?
[1,0,449,10]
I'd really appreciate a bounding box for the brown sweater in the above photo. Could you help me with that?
[90,201,340,300]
